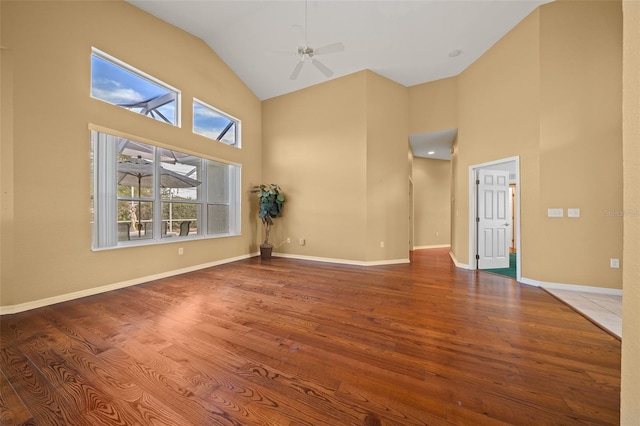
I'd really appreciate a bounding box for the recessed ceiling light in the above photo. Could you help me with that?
[448,49,462,58]
[428,151,435,155]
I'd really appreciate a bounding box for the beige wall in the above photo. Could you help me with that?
[261,72,369,261]
[449,1,623,290]
[538,0,623,287]
[409,77,458,135]
[262,71,409,263]
[455,8,542,273]
[412,158,451,247]
[0,1,262,308]
[621,1,640,421]
[365,71,410,261]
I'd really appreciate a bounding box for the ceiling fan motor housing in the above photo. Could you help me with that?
[298,46,314,57]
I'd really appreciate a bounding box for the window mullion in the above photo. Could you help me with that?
[153,148,162,241]
[200,159,207,236]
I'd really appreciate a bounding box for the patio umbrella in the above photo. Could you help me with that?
[117,156,201,237]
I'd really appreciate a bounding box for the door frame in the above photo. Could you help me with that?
[468,156,521,280]
[409,177,414,253]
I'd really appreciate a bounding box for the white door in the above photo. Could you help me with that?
[477,169,510,269]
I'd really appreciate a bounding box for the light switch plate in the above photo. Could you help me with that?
[568,208,581,218]
[548,208,564,218]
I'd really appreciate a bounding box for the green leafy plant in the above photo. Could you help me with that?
[251,184,285,246]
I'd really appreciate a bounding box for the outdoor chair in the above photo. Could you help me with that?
[179,221,191,236]
[118,223,131,241]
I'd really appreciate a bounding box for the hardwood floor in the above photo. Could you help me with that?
[1,248,620,425]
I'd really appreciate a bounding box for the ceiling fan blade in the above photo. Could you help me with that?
[311,58,333,78]
[314,42,344,56]
[290,60,305,80]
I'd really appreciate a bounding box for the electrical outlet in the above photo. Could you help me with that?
[178,247,184,255]
[610,258,620,268]
[299,238,305,246]
[380,241,385,248]
[286,237,291,243]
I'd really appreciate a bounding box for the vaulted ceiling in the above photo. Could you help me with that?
[127,0,551,158]
[127,0,550,101]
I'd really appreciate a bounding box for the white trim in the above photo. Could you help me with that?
[273,253,410,267]
[541,281,623,296]
[0,253,255,315]
[413,244,451,250]
[518,277,541,287]
[449,251,471,269]
[517,277,623,295]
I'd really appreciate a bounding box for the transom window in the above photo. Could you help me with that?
[193,99,240,147]
[90,130,240,249]
[91,48,180,126]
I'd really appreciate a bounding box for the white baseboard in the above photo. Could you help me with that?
[541,281,622,296]
[413,244,451,250]
[518,277,540,287]
[519,277,622,295]
[5,250,619,316]
[449,251,471,270]
[273,252,410,267]
[0,253,256,316]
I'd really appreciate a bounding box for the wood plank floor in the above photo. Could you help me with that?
[0,248,620,425]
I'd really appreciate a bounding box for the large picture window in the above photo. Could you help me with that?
[91,48,180,126]
[90,130,240,249]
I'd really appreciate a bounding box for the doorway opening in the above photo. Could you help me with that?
[468,156,521,281]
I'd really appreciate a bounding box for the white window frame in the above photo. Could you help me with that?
[91,47,182,127]
[193,98,241,148]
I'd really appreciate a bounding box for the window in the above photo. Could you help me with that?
[91,48,180,126]
[90,130,240,249]
[193,99,240,147]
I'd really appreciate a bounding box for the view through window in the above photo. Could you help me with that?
[193,99,240,147]
[91,131,240,249]
[91,49,180,126]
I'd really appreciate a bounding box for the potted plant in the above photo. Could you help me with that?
[251,183,285,259]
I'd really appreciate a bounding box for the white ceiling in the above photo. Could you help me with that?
[126,0,550,156]
[409,128,457,160]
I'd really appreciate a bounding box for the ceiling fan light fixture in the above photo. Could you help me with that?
[298,46,314,57]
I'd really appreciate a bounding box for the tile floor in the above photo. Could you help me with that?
[543,288,622,339]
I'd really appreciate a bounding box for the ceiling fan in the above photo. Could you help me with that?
[285,0,345,80]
